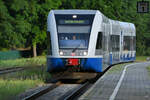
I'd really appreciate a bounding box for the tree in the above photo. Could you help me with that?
[0,0,150,56]
[28,0,61,57]
[0,0,14,49]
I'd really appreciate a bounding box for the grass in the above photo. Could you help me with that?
[0,56,51,100]
[107,63,128,74]
[146,66,150,76]
[136,56,149,62]
[0,79,44,100]
[0,56,46,69]
[1,66,51,80]
[0,66,51,100]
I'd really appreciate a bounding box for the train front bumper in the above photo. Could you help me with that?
[47,56,103,72]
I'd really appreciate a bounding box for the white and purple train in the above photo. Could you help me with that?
[47,10,136,72]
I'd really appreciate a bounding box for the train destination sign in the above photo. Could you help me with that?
[59,20,89,24]
[65,20,84,24]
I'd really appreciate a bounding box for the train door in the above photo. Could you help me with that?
[120,31,123,61]
[102,23,110,69]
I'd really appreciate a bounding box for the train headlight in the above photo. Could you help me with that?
[83,51,87,56]
[59,51,63,55]
[73,15,77,18]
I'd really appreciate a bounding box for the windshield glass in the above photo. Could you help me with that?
[59,33,89,49]
[55,14,94,49]
[58,25,91,33]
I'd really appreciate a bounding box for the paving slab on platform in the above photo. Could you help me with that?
[79,62,150,100]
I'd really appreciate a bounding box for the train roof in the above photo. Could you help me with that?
[50,10,98,14]
[110,20,135,30]
[119,22,135,36]
[119,22,135,31]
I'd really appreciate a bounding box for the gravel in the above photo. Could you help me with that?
[16,84,52,100]
[36,84,80,100]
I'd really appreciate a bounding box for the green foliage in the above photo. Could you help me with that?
[0,0,150,56]
[0,79,43,100]
[107,63,127,74]
[136,56,149,62]
[147,66,150,76]
[0,59,50,100]
[0,56,46,68]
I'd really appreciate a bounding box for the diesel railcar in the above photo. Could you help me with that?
[47,10,136,72]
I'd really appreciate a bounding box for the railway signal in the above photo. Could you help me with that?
[137,1,149,13]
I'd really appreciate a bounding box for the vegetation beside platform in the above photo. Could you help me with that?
[0,56,46,69]
[0,79,44,100]
[107,64,127,74]
[136,56,150,62]
[0,56,51,100]
[146,66,150,76]
[0,66,51,100]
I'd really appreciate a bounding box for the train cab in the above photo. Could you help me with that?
[47,10,104,72]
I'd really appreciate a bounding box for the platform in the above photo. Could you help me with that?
[79,62,150,100]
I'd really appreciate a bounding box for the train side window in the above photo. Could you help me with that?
[123,36,130,51]
[110,35,113,52]
[96,32,102,49]
[131,36,134,51]
[47,31,52,55]
[133,36,136,51]
[111,35,120,52]
[116,35,120,51]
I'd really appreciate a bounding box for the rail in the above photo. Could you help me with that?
[0,67,24,75]
[23,81,61,100]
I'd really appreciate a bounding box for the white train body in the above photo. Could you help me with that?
[47,10,136,72]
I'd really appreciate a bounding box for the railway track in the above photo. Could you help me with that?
[58,82,91,100]
[22,78,87,100]
[22,64,112,100]
[22,73,106,100]
[0,67,24,75]
[23,81,62,100]
[58,73,107,100]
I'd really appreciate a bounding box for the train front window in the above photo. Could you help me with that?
[55,14,94,49]
[58,25,91,33]
[58,33,89,49]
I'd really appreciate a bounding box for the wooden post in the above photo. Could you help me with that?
[33,43,37,57]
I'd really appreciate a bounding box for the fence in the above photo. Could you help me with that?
[0,50,32,60]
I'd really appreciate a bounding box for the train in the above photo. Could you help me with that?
[47,10,136,72]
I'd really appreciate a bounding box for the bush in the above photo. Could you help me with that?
[146,47,150,56]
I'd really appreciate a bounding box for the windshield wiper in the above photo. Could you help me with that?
[72,40,84,53]
[72,44,81,53]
